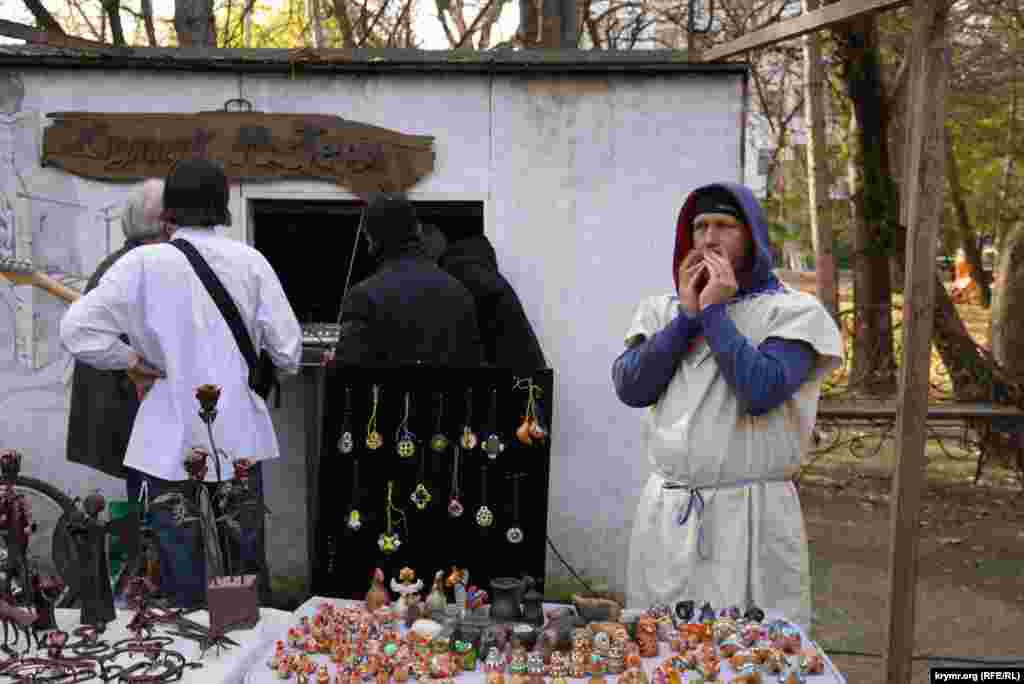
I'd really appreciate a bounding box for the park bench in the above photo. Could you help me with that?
[815,399,1024,485]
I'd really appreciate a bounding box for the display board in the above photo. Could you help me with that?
[313,366,554,600]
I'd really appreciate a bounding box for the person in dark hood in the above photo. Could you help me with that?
[332,195,483,367]
[612,183,842,630]
[432,231,547,372]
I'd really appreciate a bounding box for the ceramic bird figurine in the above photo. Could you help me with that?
[426,570,447,615]
[366,568,391,612]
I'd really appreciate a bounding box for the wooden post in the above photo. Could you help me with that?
[884,1,948,683]
[802,0,837,319]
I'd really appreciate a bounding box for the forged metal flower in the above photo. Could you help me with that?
[196,384,222,412]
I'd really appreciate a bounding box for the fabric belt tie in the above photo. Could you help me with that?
[660,473,791,561]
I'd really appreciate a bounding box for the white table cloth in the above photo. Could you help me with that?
[244,598,847,684]
[48,606,292,683]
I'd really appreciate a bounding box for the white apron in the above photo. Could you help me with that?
[624,289,842,631]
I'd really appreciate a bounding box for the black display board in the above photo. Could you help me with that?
[313,366,554,601]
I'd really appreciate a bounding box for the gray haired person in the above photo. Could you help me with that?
[66,179,167,480]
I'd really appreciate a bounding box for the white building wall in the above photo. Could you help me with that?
[0,65,743,596]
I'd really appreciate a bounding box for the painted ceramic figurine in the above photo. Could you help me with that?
[636,615,659,658]
[446,566,469,615]
[484,647,506,673]
[426,570,447,614]
[390,566,424,616]
[366,568,391,612]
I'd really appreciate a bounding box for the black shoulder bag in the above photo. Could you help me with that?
[171,239,282,408]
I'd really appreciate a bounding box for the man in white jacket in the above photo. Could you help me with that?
[61,159,302,609]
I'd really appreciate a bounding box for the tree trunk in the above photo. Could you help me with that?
[100,0,127,45]
[930,272,992,400]
[803,0,837,320]
[174,0,217,46]
[841,16,899,396]
[944,127,992,307]
[992,224,1024,378]
[141,0,158,45]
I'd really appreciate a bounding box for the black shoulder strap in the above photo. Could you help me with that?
[170,238,260,374]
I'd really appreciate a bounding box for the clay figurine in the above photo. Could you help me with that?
[674,600,695,624]
[636,616,658,658]
[446,567,469,616]
[426,570,447,614]
[366,568,391,612]
[390,567,424,616]
[743,604,766,623]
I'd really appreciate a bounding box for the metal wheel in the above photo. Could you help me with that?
[0,476,78,608]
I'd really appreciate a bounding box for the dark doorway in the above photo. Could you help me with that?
[251,199,485,326]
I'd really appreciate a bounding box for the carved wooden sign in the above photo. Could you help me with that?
[41,110,435,193]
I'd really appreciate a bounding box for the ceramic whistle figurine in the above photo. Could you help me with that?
[366,568,391,612]
[483,646,506,673]
[391,567,424,616]
[426,570,447,615]
[446,566,469,617]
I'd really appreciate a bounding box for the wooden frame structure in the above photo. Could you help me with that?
[703,1,950,682]
[0,2,956,679]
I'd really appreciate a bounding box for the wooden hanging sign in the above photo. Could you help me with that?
[41,109,435,193]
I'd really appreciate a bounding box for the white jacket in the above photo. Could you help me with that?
[60,227,302,481]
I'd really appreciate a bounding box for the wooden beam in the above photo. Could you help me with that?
[0,18,109,49]
[884,1,949,682]
[701,0,910,62]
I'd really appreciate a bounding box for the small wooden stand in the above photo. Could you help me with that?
[206,574,259,636]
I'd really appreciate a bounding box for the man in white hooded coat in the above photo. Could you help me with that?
[613,183,842,630]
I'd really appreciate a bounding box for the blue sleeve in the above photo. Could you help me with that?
[699,303,817,416]
[612,312,701,408]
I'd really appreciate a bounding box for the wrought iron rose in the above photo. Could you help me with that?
[232,457,253,483]
[184,448,210,481]
[196,384,222,412]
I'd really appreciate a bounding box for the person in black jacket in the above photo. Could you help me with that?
[435,232,547,372]
[66,179,166,481]
[333,195,484,367]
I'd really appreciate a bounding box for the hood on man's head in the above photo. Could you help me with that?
[364,193,420,247]
[672,182,777,295]
[421,223,448,262]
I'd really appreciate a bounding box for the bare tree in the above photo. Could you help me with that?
[175,0,217,45]
[435,0,508,48]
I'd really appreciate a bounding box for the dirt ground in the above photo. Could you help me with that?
[799,455,1024,683]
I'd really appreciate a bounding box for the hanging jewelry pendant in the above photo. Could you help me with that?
[448,498,464,518]
[378,533,401,554]
[339,386,355,455]
[338,431,354,454]
[347,509,362,531]
[410,483,432,510]
[396,392,417,458]
[460,427,478,450]
[475,506,494,528]
[366,385,383,450]
[397,436,416,458]
[430,392,448,453]
[516,419,533,446]
[506,527,523,544]
[430,433,449,452]
[483,434,504,460]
